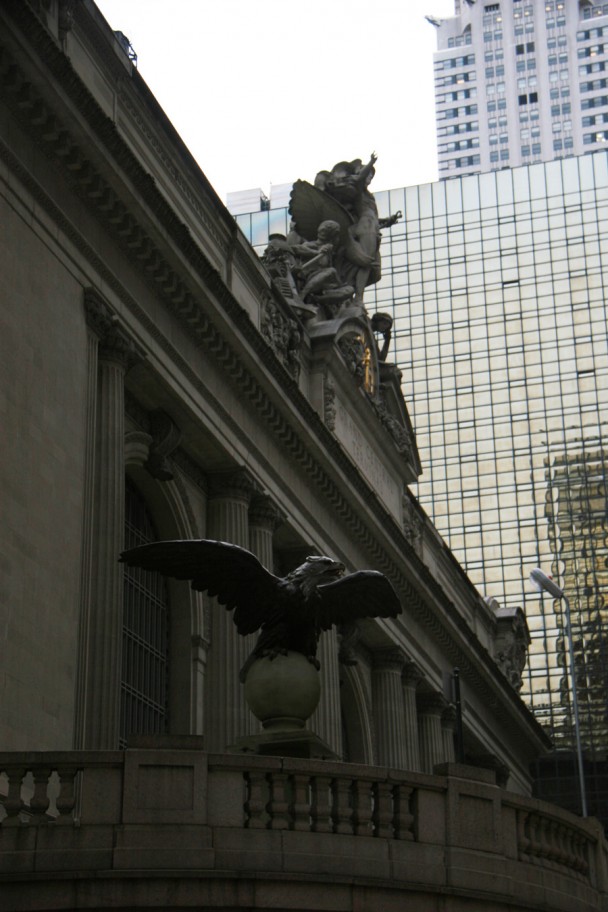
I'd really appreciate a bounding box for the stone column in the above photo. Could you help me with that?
[249,494,284,571]
[311,628,343,757]
[417,692,448,774]
[371,648,408,769]
[204,469,256,751]
[80,291,142,749]
[247,494,284,736]
[441,704,457,764]
[73,295,101,749]
[402,661,423,772]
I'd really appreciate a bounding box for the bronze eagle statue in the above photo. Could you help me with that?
[120,539,401,680]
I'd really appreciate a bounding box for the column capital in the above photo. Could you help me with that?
[249,494,285,533]
[84,288,144,369]
[207,468,257,503]
[417,691,448,717]
[372,647,407,673]
[402,660,424,688]
[84,287,114,338]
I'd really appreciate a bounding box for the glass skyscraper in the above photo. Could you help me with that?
[432,0,608,178]
[230,150,608,775]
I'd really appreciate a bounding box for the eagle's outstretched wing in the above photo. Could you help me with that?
[315,570,401,630]
[120,539,281,635]
[289,180,353,243]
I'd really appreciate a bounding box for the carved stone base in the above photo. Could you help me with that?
[229,728,339,760]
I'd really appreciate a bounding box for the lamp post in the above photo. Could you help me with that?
[529,568,587,817]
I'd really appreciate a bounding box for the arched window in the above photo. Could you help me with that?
[120,478,170,746]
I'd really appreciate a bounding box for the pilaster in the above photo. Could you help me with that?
[79,290,143,749]
[372,648,408,769]
[402,660,424,772]
[418,692,448,774]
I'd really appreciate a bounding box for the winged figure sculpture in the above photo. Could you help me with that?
[120,539,401,680]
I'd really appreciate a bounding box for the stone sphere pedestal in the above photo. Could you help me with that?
[231,651,338,759]
[244,651,321,732]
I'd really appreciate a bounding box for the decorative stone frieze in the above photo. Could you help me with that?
[402,494,424,554]
[260,293,302,379]
[488,599,531,693]
[323,376,337,431]
[338,332,366,386]
[373,399,414,457]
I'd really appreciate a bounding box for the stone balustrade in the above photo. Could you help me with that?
[0,748,606,911]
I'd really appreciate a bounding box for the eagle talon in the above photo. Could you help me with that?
[261,647,288,662]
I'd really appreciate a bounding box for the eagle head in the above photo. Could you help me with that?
[287,555,345,599]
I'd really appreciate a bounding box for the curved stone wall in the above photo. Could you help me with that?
[0,747,605,911]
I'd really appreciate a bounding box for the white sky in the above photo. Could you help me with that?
[95,0,457,203]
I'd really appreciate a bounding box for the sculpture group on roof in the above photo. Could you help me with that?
[262,153,401,321]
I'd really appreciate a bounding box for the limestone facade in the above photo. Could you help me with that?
[1,1,601,908]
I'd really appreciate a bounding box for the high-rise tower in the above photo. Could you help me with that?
[432,0,608,178]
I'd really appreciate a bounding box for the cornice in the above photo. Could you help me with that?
[0,2,549,750]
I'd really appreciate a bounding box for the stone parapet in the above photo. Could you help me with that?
[0,748,606,911]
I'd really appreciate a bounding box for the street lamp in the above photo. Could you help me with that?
[529,568,587,817]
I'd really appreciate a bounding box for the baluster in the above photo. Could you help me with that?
[244,772,268,829]
[311,776,332,833]
[573,831,589,874]
[559,824,577,871]
[373,781,394,838]
[352,779,374,837]
[517,809,530,859]
[291,774,312,832]
[555,823,569,867]
[1,767,26,826]
[331,777,353,835]
[393,784,415,840]
[55,766,79,824]
[29,768,52,822]
[548,820,562,864]
[268,772,290,830]
[528,813,542,861]
[537,816,551,861]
